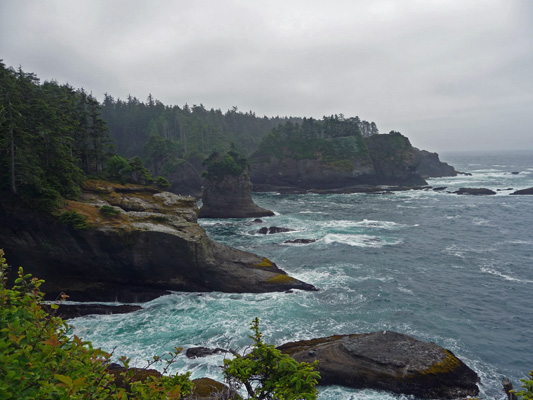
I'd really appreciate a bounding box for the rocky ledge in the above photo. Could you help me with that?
[0,180,315,302]
[278,331,479,399]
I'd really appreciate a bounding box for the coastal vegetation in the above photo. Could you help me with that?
[0,250,320,399]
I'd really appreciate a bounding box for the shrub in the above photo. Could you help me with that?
[0,249,193,399]
[223,318,320,400]
[58,210,90,230]
[99,205,120,217]
[155,176,170,189]
[515,371,533,400]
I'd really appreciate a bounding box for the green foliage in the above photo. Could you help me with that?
[58,210,90,230]
[254,116,372,164]
[202,150,249,181]
[0,249,192,399]
[223,318,320,400]
[155,176,170,189]
[0,62,112,211]
[106,155,155,185]
[99,205,120,217]
[515,371,533,400]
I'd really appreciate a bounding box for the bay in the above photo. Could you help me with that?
[71,150,533,399]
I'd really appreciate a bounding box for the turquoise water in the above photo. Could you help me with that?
[71,150,533,399]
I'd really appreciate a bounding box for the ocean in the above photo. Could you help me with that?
[71,150,533,399]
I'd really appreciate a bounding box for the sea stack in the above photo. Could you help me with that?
[198,150,274,218]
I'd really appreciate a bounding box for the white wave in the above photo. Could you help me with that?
[480,266,533,283]
[299,210,327,214]
[319,219,403,230]
[398,286,414,295]
[322,233,402,248]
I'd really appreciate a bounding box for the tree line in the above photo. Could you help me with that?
[0,61,113,210]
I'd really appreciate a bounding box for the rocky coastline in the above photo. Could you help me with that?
[0,180,315,302]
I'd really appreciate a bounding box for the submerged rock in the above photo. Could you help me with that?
[0,180,315,302]
[278,331,479,399]
[185,347,228,358]
[284,239,317,244]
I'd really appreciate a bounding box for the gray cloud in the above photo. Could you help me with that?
[1,0,532,151]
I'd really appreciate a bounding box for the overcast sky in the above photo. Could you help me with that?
[1,0,532,152]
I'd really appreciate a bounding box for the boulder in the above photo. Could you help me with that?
[190,378,240,400]
[0,180,316,302]
[510,187,533,195]
[284,239,317,244]
[278,331,479,399]
[256,227,294,235]
[186,347,228,358]
[455,188,496,195]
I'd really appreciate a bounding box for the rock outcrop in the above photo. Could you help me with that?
[0,180,315,302]
[278,331,479,399]
[455,188,497,195]
[251,131,454,192]
[198,171,274,219]
[363,132,428,186]
[511,187,533,195]
[413,148,457,178]
[198,151,274,218]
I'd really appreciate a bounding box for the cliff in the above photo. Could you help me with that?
[251,129,455,191]
[363,131,428,186]
[0,180,315,302]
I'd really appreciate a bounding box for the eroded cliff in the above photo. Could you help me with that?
[0,180,315,301]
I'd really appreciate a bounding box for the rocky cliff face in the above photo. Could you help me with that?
[413,148,457,178]
[0,181,315,302]
[251,142,376,191]
[251,132,457,191]
[198,169,274,218]
[363,132,428,186]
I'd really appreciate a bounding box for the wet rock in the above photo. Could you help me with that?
[256,226,294,234]
[278,331,479,399]
[186,347,228,358]
[455,188,496,195]
[511,187,533,195]
[284,239,317,244]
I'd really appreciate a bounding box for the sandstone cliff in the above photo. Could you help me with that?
[0,180,315,302]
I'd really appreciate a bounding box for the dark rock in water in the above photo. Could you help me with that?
[278,331,479,399]
[433,187,447,191]
[0,180,316,302]
[284,239,317,244]
[511,187,533,195]
[457,171,473,176]
[511,171,520,175]
[51,303,143,319]
[455,188,496,195]
[186,346,228,358]
[256,226,294,235]
[252,218,263,223]
[198,154,274,218]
